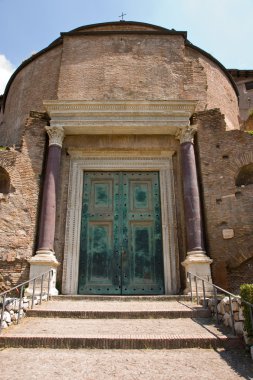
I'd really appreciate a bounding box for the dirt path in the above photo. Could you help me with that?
[0,347,252,380]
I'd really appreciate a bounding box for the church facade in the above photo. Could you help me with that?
[0,21,252,295]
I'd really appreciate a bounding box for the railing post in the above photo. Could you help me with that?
[195,276,199,304]
[40,274,44,304]
[229,295,236,336]
[47,270,51,301]
[31,279,36,309]
[202,279,206,308]
[188,273,193,302]
[190,273,193,302]
[17,285,23,324]
[249,306,253,334]
[214,287,219,324]
[0,294,6,333]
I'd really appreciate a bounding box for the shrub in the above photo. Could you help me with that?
[240,284,253,336]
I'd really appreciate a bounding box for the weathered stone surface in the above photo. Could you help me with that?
[239,308,244,321]
[1,321,8,329]
[234,321,244,335]
[2,311,11,323]
[0,116,46,291]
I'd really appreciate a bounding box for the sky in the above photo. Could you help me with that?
[0,0,252,94]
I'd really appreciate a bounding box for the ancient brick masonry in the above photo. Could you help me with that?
[0,114,47,291]
[195,109,253,293]
[0,21,250,295]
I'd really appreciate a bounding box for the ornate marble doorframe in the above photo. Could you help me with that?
[39,99,213,295]
[61,154,179,295]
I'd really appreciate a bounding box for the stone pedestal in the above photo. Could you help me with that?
[182,251,213,295]
[26,251,59,296]
[27,127,64,296]
[177,126,213,294]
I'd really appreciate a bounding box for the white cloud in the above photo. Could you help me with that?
[0,54,15,94]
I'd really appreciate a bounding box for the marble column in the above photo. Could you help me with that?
[27,126,65,296]
[177,126,212,294]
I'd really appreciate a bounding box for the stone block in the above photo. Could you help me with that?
[239,308,244,321]
[2,311,11,323]
[235,322,243,335]
[223,312,232,327]
[222,229,234,239]
[232,300,239,312]
[0,321,8,329]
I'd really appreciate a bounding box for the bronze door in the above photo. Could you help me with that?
[78,172,164,295]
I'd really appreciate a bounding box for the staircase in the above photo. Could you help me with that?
[0,295,241,349]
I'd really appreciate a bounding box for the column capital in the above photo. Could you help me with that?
[176,126,197,144]
[46,126,65,148]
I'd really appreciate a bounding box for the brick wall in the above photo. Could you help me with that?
[57,33,239,130]
[0,114,47,291]
[1,23,239,150]
[195,109,253,293]
[0,46,62,147]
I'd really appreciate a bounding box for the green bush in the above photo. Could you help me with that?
[240,284,253,336]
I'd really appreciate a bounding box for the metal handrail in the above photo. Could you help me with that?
[187,272,253,337]
[0,269,53,333]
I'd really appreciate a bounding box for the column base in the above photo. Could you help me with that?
[25,250,60,297]
[182,251,213,296]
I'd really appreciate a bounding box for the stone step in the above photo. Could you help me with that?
[26,309,211,319]
[52,295,193,301]
[0,317,242,350]
[0,334,240,349]
[26,299,210,319]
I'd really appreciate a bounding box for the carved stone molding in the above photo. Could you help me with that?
[176,126,197,144]
[62,154,180,295]
[46,126,65,147]
[43,100,197,135]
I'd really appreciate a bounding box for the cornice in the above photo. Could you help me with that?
[43,100,197,136]
[44,100,197,113]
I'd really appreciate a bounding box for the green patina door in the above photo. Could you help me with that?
[78,172,164,295]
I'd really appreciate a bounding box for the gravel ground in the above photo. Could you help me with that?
[0,347,252,380]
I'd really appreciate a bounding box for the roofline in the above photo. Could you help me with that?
[2,21,238,110]
[2,37,62,109]
[228,69,253,78]
[66,21,187,36]
[185,40,239,97]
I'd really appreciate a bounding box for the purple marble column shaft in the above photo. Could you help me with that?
[37,127,64,253]
[180,135,205,253]
[37,145,61,251]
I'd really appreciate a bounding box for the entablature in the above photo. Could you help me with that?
[43,100,197,135]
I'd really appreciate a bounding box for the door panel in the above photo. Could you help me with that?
[122,173,164,294]
[78,171,164,295]
[78,172,121,294]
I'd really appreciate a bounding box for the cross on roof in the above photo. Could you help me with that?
[119,12,126,21]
